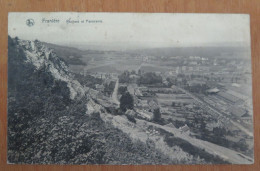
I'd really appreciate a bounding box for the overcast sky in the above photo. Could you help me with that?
[8,12,251,50]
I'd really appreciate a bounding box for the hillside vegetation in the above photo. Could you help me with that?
[8,36,173,164]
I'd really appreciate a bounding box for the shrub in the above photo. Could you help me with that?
[137,72,162,85]
[91,112,101,120]
[126,115,136,124]
[119,92,134,112]
[118,86,127,95]
[164,135,228,164]
[153,108,161,123]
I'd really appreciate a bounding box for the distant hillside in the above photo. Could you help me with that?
[42,42,88,65]
[132,46,250,58]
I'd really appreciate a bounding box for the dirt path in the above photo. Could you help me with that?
[111,78,120,106]
[100,111,253,164]
[142,119,253,164]
[100,113,198,163]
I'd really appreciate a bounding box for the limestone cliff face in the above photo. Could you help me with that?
[15,38,86,99]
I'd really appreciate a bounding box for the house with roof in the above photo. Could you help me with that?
[125,109,136,117]
[179,124,190,134]
[165,123,176,129]
[187,80,206,87]
[241,116,253,124]
[160,107,169,114]
[95,84,104,92]
[135,109,153,120]
[148,100,158,110]
[217,91,244,105]
[228,106,248,118]
[206,88,220,94]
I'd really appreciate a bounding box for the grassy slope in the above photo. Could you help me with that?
[7,37,173,164]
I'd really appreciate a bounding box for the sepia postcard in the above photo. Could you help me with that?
[7,12,254,164]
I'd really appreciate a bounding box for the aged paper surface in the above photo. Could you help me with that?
[7,12,253,164]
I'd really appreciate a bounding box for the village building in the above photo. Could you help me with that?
[179,124,190,134]
[206,87,220,94]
